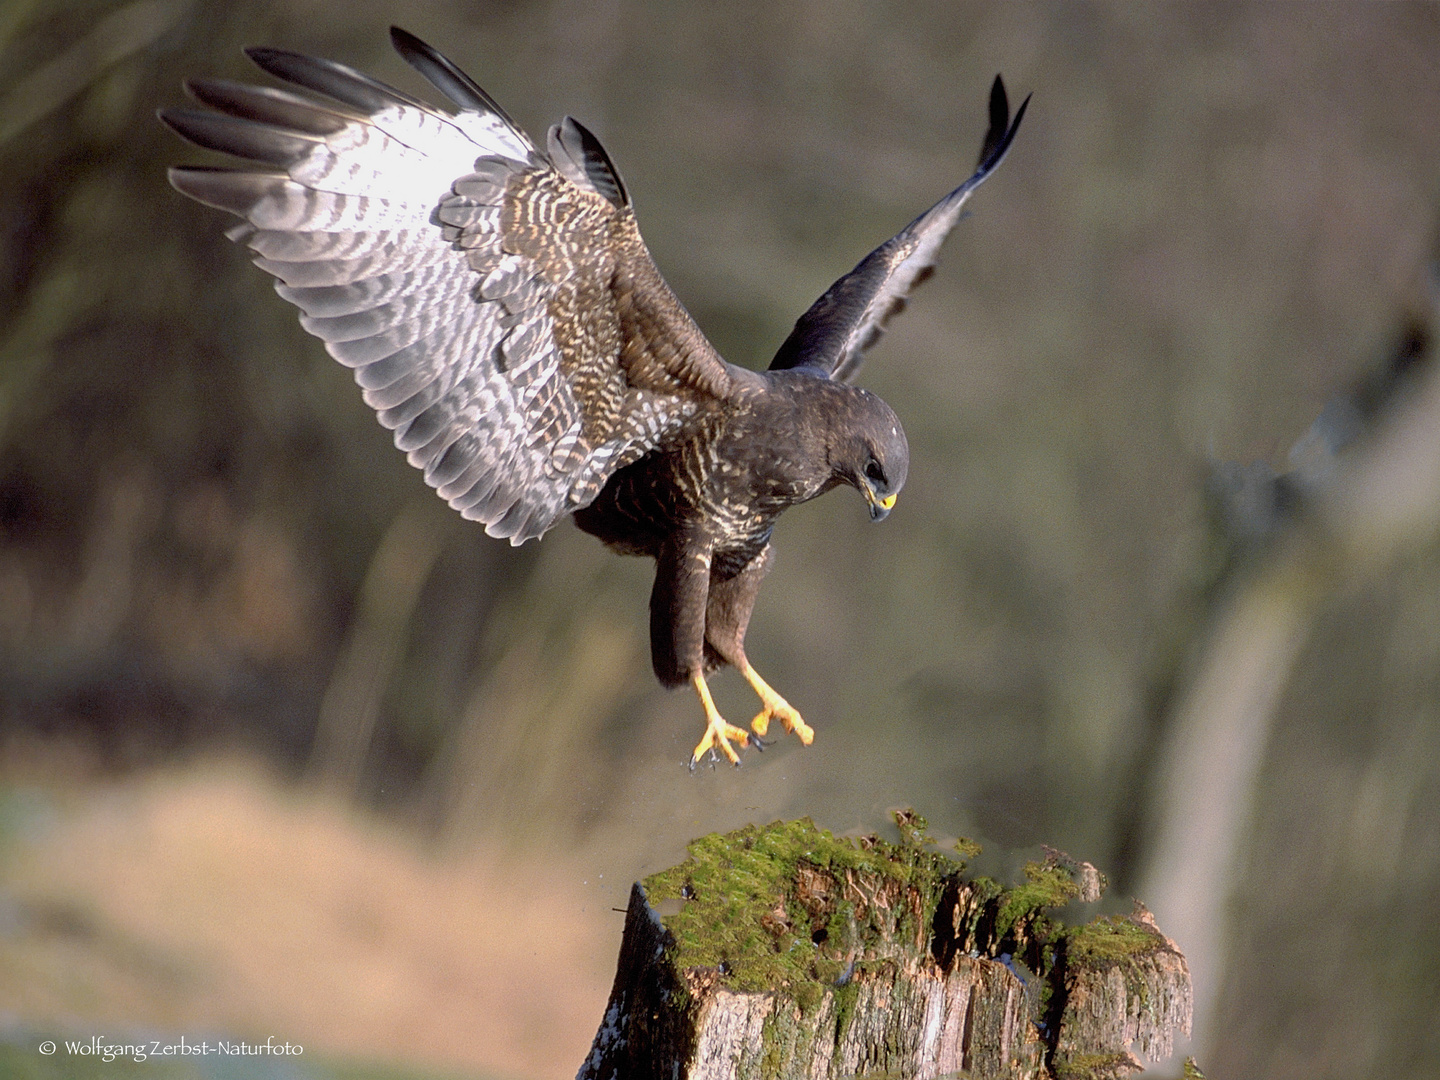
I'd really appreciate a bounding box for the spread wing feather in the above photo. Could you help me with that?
[769,76,1029,382]
[165,27,739,544]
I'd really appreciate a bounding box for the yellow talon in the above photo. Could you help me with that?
[691,673,752,766]
[741,662,815,746]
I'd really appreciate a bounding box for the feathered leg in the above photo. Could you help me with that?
[652,532,755,766]
[703,545,814,747]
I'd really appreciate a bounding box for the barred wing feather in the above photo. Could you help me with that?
[165,28,736,543]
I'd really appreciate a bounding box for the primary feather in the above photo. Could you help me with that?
[769,76,1029,382]
[165,27,738,544]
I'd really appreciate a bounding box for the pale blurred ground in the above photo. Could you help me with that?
[0,758,616,1078]
[2,2,1440,1078]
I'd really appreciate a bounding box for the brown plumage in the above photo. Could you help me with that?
[163,28,1027,766]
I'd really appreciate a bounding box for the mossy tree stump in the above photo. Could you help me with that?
[577,815,1191,1080]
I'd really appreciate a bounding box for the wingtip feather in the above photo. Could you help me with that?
[986,75,1009,151]
[244,43,431,116]
[388,25,528,139]
[769,75,1029,382]
[182,77,354,136]
[166,165,285,217]
[975,76,1030,175]
[160,106,314,167]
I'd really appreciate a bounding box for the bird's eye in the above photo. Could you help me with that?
[864,459,886,485]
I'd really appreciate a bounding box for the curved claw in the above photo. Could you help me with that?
[688,747,725,772]
[690,672,752,768]
[747,732,772,752]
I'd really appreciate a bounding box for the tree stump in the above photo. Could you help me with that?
[577,814,1192,1080]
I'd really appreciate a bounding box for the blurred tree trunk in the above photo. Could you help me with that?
[1139,294,1440,1055]
[425,525,647,844]
[309,500,448,796]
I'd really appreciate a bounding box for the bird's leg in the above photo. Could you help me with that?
[702,543,814,750]
[740,660,815,745]
[652,531,758,768]
[690,672,755,767]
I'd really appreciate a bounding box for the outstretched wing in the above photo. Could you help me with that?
[769,76,1029,382]
[164,27,741,544]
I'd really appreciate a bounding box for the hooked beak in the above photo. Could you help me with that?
[865,487,898,522]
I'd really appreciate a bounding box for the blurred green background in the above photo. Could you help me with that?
[3,2,1440,1078]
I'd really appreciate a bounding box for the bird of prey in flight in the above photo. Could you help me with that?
[163,28,1027,767]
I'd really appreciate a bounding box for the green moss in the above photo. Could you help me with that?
[953,836,983,860]
[759,1009,784,1076]
[891,808,929,846]
[830,975,861,1040]
[823,898,857,948]
[642,813,1173,1070]
[995,861,1081,936]
[792,978,826,1014]
[967,874,1006,906]
[1064,916,1161,966]
[642,817,955,1003]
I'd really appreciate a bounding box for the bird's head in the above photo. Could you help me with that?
[832,389,909,522]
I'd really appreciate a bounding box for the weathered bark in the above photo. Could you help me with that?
[578,816,1192,1080]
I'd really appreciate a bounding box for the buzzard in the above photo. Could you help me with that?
[163,28,1027,767]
